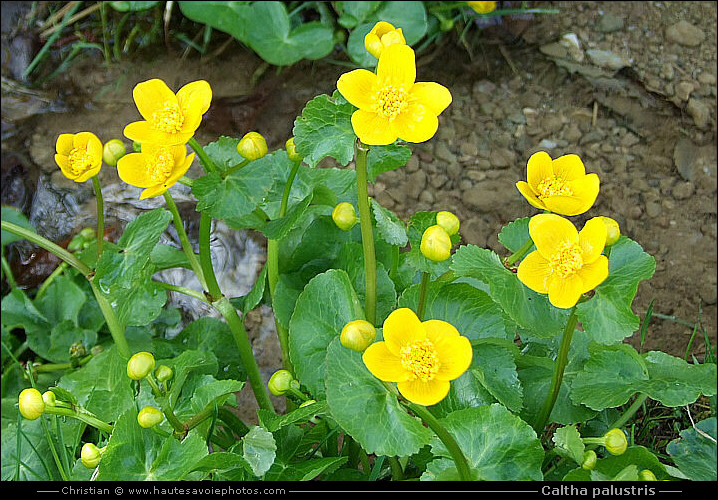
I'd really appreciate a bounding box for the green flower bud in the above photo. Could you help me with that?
[126,352,156,380]
[67,234,86,251]
[268,369,294,396]
[340,319,376,352]
[285,137,303,163]
[79,227,96,240]
[155,365,173,383]
[439,17,454,31]
[102,139,126,167]
[132,140,142,153]
[581,450,597,470]
[81,443,103,469]
[639,469,657,481]
[237,131,268,161]
[137,406,164,428]
[436,211,460,236]
[604,428,628,456]
[332,202,357,231]
[599,216,620,246]
[18,388,45,420]
[42,391,57,407]
[69,342,87,358]
[420,224,452,262]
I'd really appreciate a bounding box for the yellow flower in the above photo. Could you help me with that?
[468,1,497,14]
[362,308,472,406]
[364,21,406,59]
[516,151,600,216]
[123,79,212,146]
[337,44,452,146]
[517,214,609,309]
[54,132,103,182]
[117,144,195,200]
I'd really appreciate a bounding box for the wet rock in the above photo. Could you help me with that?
[665,21,705,47]
[585,49,630,71]
[405,170,427,200]
[674,81,695,102]
[462,179,515,212]
[596,13,625,33]
[686,98,711,129]
[671,181,694,200]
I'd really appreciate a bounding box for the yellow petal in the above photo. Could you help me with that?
[140,184,170,200]
[578,217,607,263]
[117,153,155,188]
[517,250,552,294]
[392,103,439,143]
[351,110,398,146]
[382,308,425,356]
[529,213,578,259]
[337,69,378,110]
[547,273,584,309]
[410,82,452,116]
[56,134,75,155]
[54,154,76,180]
[364,33,383,59]
[371,21,396,38]
[526,151,554,190]
[362,341,412,382]
[566,173,600,214]
[424,320,472,381]
[133,79,177,122]
[578,256,609,292]
[75,165,101,183]
[397,378,451,406]
[177,80,212,116]
[381,28,406,48]
[376,44,415,89]
[516,181,547,211]
[165,152,194,186]
[543,195,593,217]
[552,154,587,181]
[124,121,192,146]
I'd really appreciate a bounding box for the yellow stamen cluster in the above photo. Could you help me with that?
[536,175,573,200]
[400,339,440,382]
[67,148,95,177]
[147,147,175,183]
[375,85,409,121]
[549,242,584,279]
[152,102,184,133]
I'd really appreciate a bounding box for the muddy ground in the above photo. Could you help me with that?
[2,2,716,417]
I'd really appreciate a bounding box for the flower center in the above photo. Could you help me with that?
[147,147,175,183]
[67,148,94,176]
[536,175,572,199]
[549,242,584,279]
[152,101,185,133]
[375,85,409,121]
[400,339,440,382]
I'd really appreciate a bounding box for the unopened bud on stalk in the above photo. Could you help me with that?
[332,202,357,231]
[155,365,173,383]
[268,369,294,396]
[137,406,164,428]
[102,139,126,167]
[42,391,57,407]
[81,443,105,469]
[285,137,303,162]
[237,132,268,161]
[18,388,45,420]
[420,225,452,262]
[639,469,657,481]
[340,320,376,352]
[599,216,620,246]
[581,450,597,470]
[604,428,628,456]
[126,352,156,380]
[436,211,460,236]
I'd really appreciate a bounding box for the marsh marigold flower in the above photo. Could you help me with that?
[468,1,497,14]
[55,132,103,182]
[516,151,600,216]
[362,308,472,406]
[337,44,452,146]
[517,214,608,309]
[117,144,194,199]
[124,79,212,146]
[364,21,406,59]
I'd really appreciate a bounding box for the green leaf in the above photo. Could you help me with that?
[666,417,717,481]
[261,194,314,240]
[241,426,276,477]
[266,456,348,481]
[230,264,268,314]
[424,404,544,481]
[325,337,432,456]
[563,446,674,481]
[576,237,656,343]
[335,1,382,28]
[189,452,251,477]
[403,211,459,276]
[1,419,60,480]
[165,350,219,406]
[110,1,160,12]
[150,244,192,271]
[292,91,356,168]
[498,217,534,254]
[371,198,408,246]
[190,379,245,413]
[200,135,245,173]
[552,424,585,464]
[367,144,412,182]
[288,269,365,398]
[257,401,329,432]
[1,205,35,248]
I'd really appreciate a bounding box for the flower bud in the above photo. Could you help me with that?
[137,406,164,428]
[340,319,376,352]
[439,17,455,31]
[69,342,87,358]
[42,391,57,407]
[237,132,268,161]
[581,450,597,470]
[285,137,303,163]
[102,139,126,167]
[436,211,460,236]
[126,352,156,380]
[155,365,173,383]
[420,225,452,262]
[639,469,657,481]
[81,443,103,469]
[332,202,357,231]
[18,388,45,420]
[132,140,142,153]
[268,369,294,396]
[604,428,628,456]
[599,216,620,246]
[468,1,497,14]
[364,21,406,59]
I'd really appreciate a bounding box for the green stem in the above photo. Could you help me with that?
[222,159,250,178]
[532,307,579,433]
[1,254,17,289]
[44,406,114,434]
[89,280,131,359]
[35,262,68,300]
[416,272,430,320]
[355,141,377,325]
[407,403,472,481]
[198,212,223,301]
[610,393,649,430]
[163,191,208,292]
[387,456,404,481]
[188,137,219,175]
[32,354,93,373]
[154,280,210,304]
[91,176,104,259]
[146,375,186,434]
[505,236,534,266]
[212,297,276,414]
